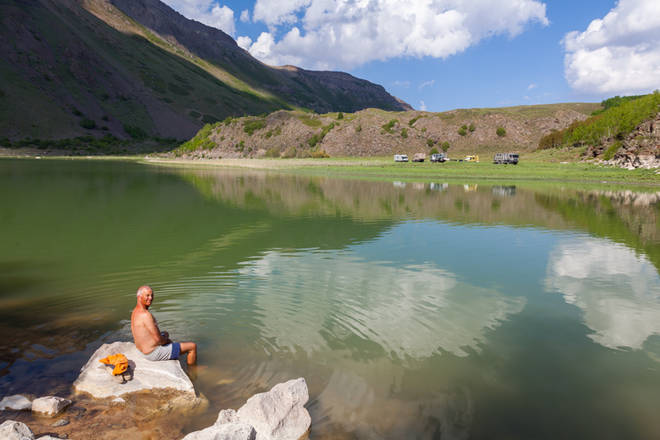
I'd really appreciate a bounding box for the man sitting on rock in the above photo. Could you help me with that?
[131,285,197,365]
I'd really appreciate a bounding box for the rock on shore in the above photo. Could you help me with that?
[73,341,195,398]
[183,378,311,440]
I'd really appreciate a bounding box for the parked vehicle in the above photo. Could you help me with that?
[430,153,448,162]
[493,153,519,164]
[463,155,479,162]
[412,153,426,162]
[394,154,409,162]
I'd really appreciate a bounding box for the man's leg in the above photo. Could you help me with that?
[179,341,197,365]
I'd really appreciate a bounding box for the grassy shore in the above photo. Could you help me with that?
[143,155,660,185]
[3,153,658,185]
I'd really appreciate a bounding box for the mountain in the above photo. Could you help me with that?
[0,0,410,142]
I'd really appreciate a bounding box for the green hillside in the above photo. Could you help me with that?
[0,0,408,146]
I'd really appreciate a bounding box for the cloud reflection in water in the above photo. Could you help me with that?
[237,250,525,360]
[546,237,660,350]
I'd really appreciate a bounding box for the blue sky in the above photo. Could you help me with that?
[163,0,660,111]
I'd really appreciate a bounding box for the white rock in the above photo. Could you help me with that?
[111,397,126,405]
[0,394,32,411]
[73,341,194,398]
[0,420,34,440]
[37,436,63,439]
[236,378,310,440]
[182,422,256,440]
[31,396,71,416]
[183,379,310,440]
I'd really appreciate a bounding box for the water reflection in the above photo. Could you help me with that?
[546,237,660,350]
[239,250,525,359]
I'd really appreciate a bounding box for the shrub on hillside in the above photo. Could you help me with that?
[337,112,344,120]
[243,118,266,135]
[602,141,622,160]
[468,123,475,132]
[382,119,398,133]
[441,141,450,152]
[458,126,467,136]
[123,124,148,140]
[408,116,422,127]
[311,149,330,158]
[401,128,408,138]
[427,139,435,147]
[429,147,439,155]
[265,147,280,157]
[496,127,506,137]
[80,119,96,129]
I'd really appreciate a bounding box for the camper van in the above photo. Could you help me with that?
[493,153,519,164]
[394,154,409,162]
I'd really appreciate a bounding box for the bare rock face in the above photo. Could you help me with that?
[31,397,71,417]
[236,378,310,440]
[0,395,32,411]
[184,378,311,440]
[0,420,34,440]
[73,341,194,399]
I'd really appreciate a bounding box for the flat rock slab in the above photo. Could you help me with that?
[0,395,32,411]
[73,341,194,399]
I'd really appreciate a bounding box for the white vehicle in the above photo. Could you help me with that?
[394,154,409,162]
[493,153,519,164]
[430,153,448,162]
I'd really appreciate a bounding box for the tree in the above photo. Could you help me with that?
[496,127,506,137]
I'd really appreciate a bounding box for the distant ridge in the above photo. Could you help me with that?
[0,0,410,142]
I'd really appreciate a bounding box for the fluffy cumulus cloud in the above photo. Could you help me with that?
[563,0,660,95]
[162,0,236,35]
[241,0,548,69]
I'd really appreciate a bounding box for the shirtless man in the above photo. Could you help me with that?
[131,285,197,365]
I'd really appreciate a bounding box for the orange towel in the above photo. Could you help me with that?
[99,353,129,376]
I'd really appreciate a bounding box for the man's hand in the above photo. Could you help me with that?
[160,331,171,345]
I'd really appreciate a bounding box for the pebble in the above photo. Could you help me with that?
[52,418,70,427]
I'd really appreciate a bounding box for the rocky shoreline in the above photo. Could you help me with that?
[0,342,311,440]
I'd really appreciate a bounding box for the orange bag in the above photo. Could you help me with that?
[99,353,129,376]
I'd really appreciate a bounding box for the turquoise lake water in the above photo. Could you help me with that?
[1,159,659,439]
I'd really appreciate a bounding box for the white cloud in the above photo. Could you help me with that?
[245,0,548,69]
[236,35,253,50]
[527,83,537,90]
[392,80,411,88]
[162,0,236,35]
[419,79,435,90]
[419,100,427,111]
[240,9,250,23]
[545,237,660,350]
[563,0,660,95]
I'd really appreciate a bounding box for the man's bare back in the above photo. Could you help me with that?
[131,285,197,365]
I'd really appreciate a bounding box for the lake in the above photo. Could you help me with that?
[1,158,659,439]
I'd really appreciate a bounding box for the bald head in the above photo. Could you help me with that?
[137,285,153,298]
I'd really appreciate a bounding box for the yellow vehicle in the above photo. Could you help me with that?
[463,155,479,162]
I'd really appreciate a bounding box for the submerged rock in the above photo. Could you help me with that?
[183,378,310,440]
[31,396,72,416]
[0,394,32,411]
[73,341,194,399]
[0,420,34,439]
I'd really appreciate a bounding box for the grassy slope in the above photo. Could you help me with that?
[0,0,289,141]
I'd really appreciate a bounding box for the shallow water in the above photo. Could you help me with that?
[1,159,660,439]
